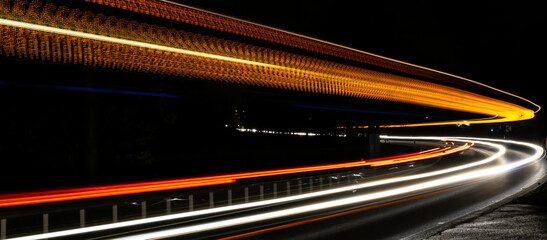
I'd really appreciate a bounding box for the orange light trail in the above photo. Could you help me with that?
[77,0,539,113]
[369,143,472,167]
[0,144,470,208]
[9,137,542,240]
[218,187,451,240]
[0,0,538,127]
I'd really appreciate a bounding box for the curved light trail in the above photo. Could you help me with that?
[155,0,540,114]
[110,136,543,240]
[0,0,538,127]
[0,1,542,239]
[7,136,544,240]
[0,144,464,208]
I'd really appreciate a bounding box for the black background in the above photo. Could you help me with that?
[177,0,546,113]
[0,0,545,191]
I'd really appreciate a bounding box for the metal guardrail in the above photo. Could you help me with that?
[0,167,381,239]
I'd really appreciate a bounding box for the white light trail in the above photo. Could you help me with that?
[8,136,543,240]
[161,0,540,113]
[0,17,537,127]
[0,18,281,70]
[112,136,543,240]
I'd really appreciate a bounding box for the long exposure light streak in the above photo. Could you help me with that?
[85,0,540,114]
[110,137,543,240]
[9,136,542,240]
[0,144,463,208]
[0,0,538,127]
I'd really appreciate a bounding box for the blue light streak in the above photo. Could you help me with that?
[0,81,179,98]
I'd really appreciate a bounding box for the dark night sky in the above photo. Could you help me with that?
[1,0,545,191]
[177,0,546,112]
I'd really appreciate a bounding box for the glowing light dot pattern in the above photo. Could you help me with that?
[0,0,538,127]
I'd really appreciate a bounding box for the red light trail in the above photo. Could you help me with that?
[0,143,469,208]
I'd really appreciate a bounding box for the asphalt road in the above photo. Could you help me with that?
[7,137,543,240]
[101,137,545,240]
[233,149,545,240]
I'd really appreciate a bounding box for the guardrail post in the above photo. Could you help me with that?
[244,187,249,202]
[228,189,232,205]
[141,201,147,218]
[209,192,214,208]
[259,185,264,200]
[80,209,85,228]
[329,176,332,188]
[166,198,171,214]
[1,218,6,239]
[113,205,118,222]
[273,183,277,198]
[309,177,313,192]
[286,181,291,196]
[319,177,323,190]
[189,195,194,211]
[43,213,48,233]
[298,180,302,194]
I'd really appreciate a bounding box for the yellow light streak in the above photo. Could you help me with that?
[79,0,538,114]
[0,0,538,127]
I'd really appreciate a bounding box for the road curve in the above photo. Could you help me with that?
[107,136,545,240]
[7,136,544,240]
